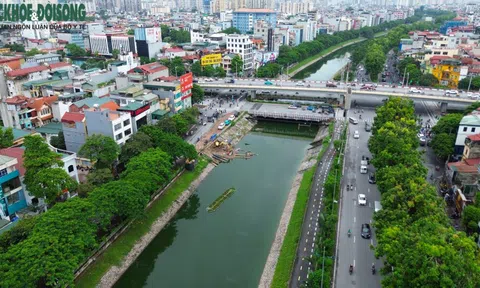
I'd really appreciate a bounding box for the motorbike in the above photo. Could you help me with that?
[347,185,350,191]
[359,115,362,119]
[372,265,376,275]
[348,230,351,238]
[349,265,354,275]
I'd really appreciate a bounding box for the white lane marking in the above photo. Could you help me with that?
[370,219,372,224]
[354,236,356,243]
[354,259,356,267]
[307,231,310,235]
[314,231,317,236]
[311,248,314,253]
[354,217,356,223]
[304,247,306,251]
[312,242,314,248]
[298,276,301,281]
[300,266,303,270]
[315,226,317,231]
[368,188,371,193]
[371,239,374,245]
[354,200,357,206]
[307,274,310,279]
[309,224,311,228]
[306,238,309,243]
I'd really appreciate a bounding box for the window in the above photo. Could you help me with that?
[464,127,468,132]
[0,168,7,177]
[442,52,448,55]
[472,128,476,133]
[115,133,123,141]
[68,165,74,173]
[124,128,132,136]
[123,119,130,126]
[7,191,20,204]
[114,123,122,131]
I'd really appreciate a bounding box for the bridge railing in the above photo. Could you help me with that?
[249,110,333,122]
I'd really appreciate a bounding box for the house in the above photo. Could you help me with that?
[25,53,61,65]
[0,154,28,227]
[69,97,119,113]
[455,111,480,154]
[84,107,133,146]
[127,62,169,83]
[165,47,186,59]
[222,53,237,74]
[5,65,50,97]
[61,112,87,153]
[0,126,38,147]
[432,58,462,88]
[17,96,58,128]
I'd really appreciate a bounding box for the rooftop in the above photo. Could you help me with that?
[235,8,275,13]
[34,122,63,134]
[0,154,15,166]
[6,65,49,77]
[72,97,112,109]
[0,147,25,176]
[461,113,480,126]
[0,126,33,141]
[117,101,145,111]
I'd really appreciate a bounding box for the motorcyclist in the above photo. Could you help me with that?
[349,264,354,274]
[348,229,351,237]
[372,263,376,274]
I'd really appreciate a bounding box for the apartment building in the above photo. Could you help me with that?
[0,154,27,220]
[226,34,254,71]
[85,107,133,146]
[279,2,312,15]
[233,8,277,34]
[87,34,137,56]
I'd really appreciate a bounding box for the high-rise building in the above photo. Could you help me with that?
[233,8,277,34]
[245,0,273,9]
[226,34,254,71]
[279,2,313,15]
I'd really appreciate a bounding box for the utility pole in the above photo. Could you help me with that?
[468,74,473,92]
[402,66,407,85]
[406,72,410,87]
[345,63,350,84]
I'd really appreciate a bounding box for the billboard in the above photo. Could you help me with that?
[201,54,222,66]
[180,72,193,100]
[145,27,162,43]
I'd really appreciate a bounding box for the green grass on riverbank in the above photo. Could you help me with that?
[289,31,387,75]
[271,142,329,288]
[75,158,209,288]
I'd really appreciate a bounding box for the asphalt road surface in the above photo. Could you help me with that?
[290,121,343,288]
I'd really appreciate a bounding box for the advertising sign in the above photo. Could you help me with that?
[180,72,193,101]
[201,54,222,66]
[145,27,162,43]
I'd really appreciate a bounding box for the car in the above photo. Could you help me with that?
[264,81,273,85]
[409,88,424,94]
[288,105,298,109]
[354,130,359,139]
[193,79,198,83]
[365,123,371,132]
[218,122,225,130]
[205,78,214,82]
[417,133,425,138]
[296,82,305,86]
[368,173,376,184]
[326,81,337,87]
[445,90,459,96]
[358,194,367,206]
[228,115,235,121]
[361,223,372,239]
[224,120,231,126]
[360,85,375,91]
[419,137,426,146]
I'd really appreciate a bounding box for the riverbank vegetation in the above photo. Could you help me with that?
[271,127,332,288]
[0,109,202,287]
[369,97,480,286]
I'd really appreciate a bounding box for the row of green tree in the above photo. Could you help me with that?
[191,55,243,77]
[369,97,480,286]
[0,109,200,286]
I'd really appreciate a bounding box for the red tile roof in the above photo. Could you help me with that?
[61,112,85,123]
[464,158,480,166]
[0,147,26,176]
[448,161,478,173]
[129,62,168,75]
[467,134,480,142]
[6,65,49,77]
[4,95,28,105]
[165,47,184,53]
[0,56,23,64]
[24,95,58,111]
[100,101,120,111]
[49,62,71,69]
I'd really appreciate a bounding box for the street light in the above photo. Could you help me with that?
[468,74,473,93]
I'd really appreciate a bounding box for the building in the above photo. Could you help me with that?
[226,34,254,72]
[144,73,193,113]
[127,62,169,83]
[134,27,164,59]
[25,54,61,66]
[69,97,119,113]
[61,112,87,153]
[1,95,58,129]
[85,107,133,146]
[87,34,137,56]
[455,111,480,154]
[279,2,312,15]
[0,154,27,221]
[245,0,273,9]
[440,21,468,35]
[57,31,85,49]
[233,8,277,34]
[165,47,186,59]
[5,65,50,97]
[432,59,461,88]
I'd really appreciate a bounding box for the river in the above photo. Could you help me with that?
[114,131,313,288]
[292,46,352,81]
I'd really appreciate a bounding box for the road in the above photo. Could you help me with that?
[289,121,342,287]
[197,77,477,102]
[334,98,442,288]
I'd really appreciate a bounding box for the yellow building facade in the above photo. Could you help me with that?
[432,59,461,88]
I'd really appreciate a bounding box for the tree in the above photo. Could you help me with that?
[86,168,114,186]
[112,49,120,59]
[23,136,77,205]
[172,114,189,136]
[122,148,173,185]
[127,29,134,35]
[364,44,386,81]
[191,61,202,76]
[203,65,215,77]
[0,216,38,253]
[458,76,480,91]
[431,113,463,135]
[50,131,66,150]
[78,134,120,169]
[398,57,420,76]
[65,43,86,57]
[192,84,204,104]
[465,102,480,115]
[119,132,154,164]
[139,126,198,160]
[221,27,241,34]
[0,127,14,148]
[405,63,422,84]
[215,66,226,77]
[431,132,455,159]
[418,73,439,87]
[25,48,44,57]
[4,43,25,52]
[463,205,480,232]
[231,55,243,75]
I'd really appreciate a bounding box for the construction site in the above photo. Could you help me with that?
[196,112,257,166]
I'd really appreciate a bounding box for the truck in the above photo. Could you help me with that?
[360,160,368,174]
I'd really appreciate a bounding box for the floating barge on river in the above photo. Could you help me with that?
[207,187,236,212]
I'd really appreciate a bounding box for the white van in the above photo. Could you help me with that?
[349,117,358,125]
[374,201,382,213]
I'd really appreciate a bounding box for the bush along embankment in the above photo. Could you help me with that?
[368,97,480,287]
[0,108,204,287]
[305,124,347,288]
[271,123,334,288]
